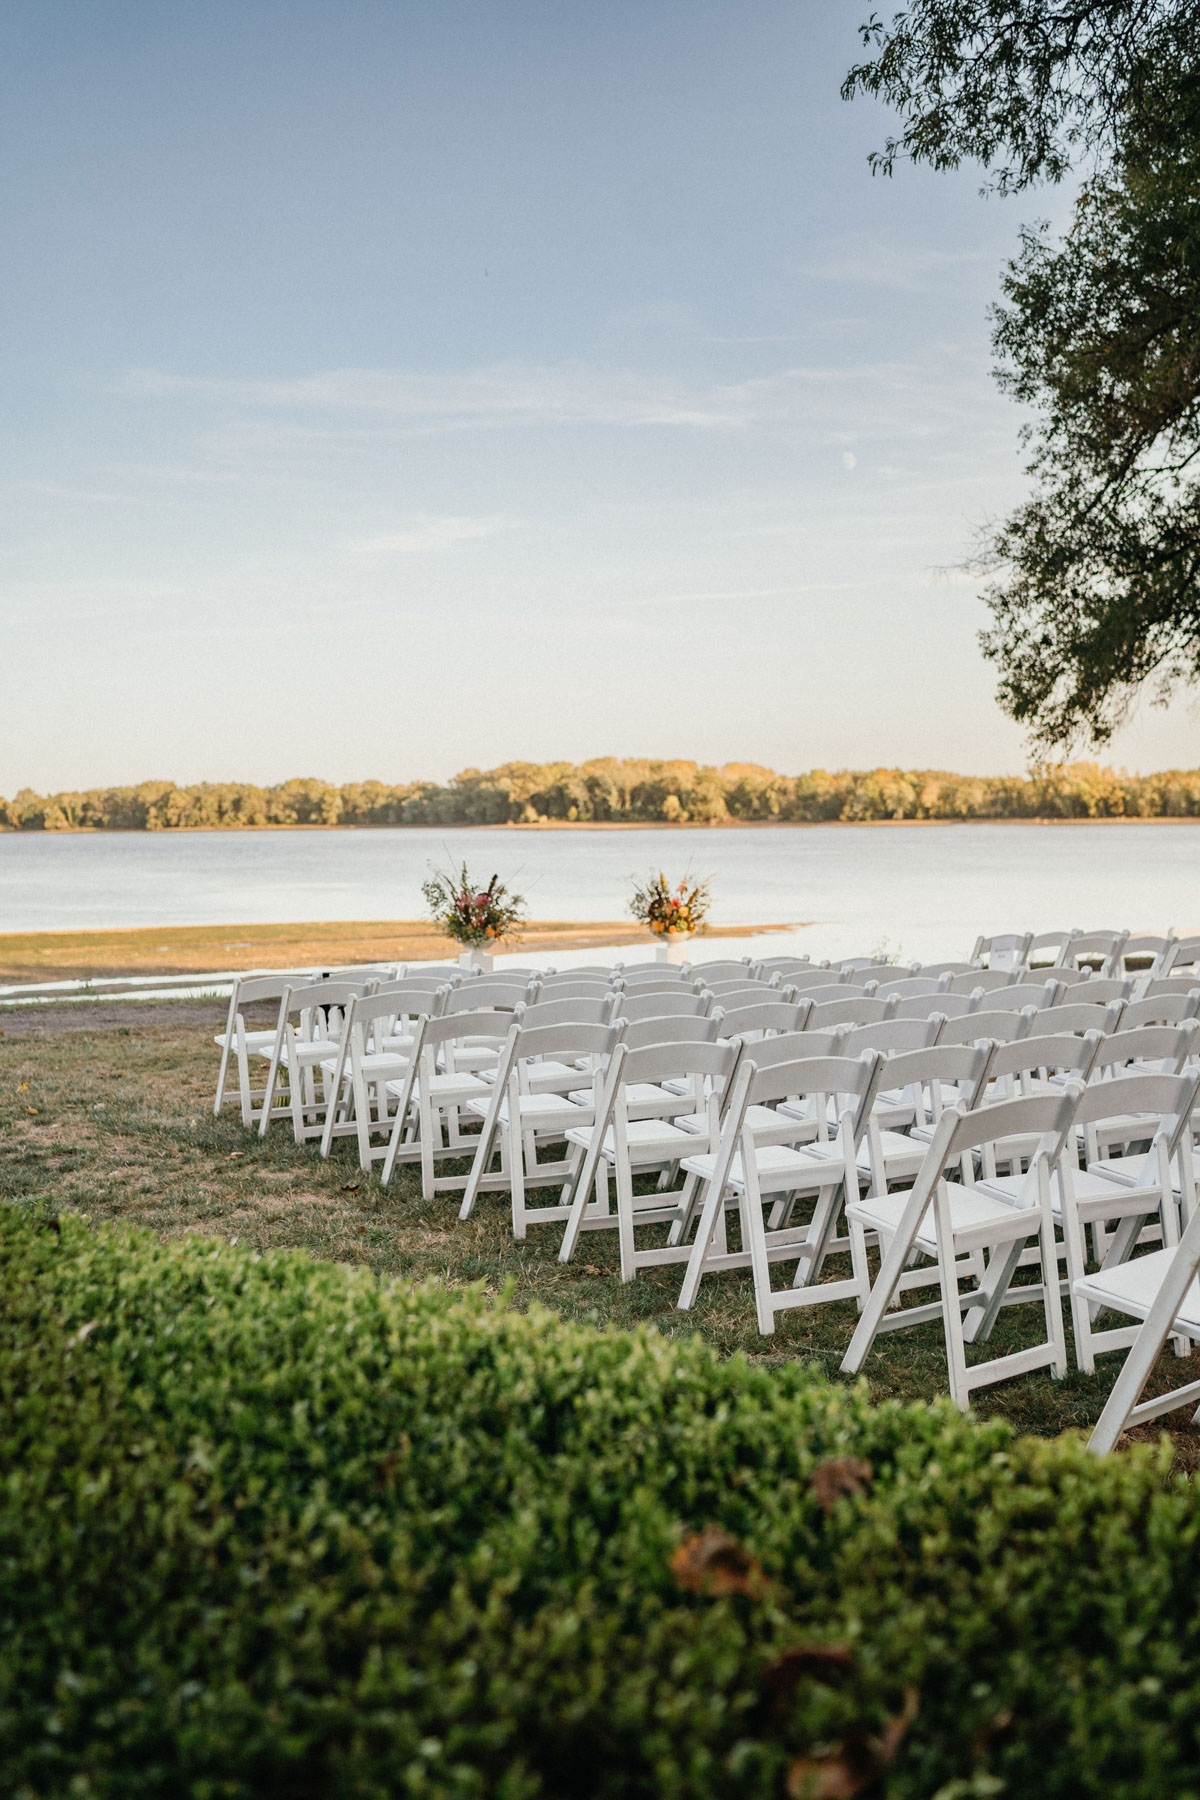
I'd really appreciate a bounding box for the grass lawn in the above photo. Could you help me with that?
[3,996,1197,1469]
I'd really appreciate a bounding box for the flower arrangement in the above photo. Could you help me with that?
[628,870,712,938]
[421,863,527,947]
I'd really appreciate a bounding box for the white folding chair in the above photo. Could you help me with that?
[558,1039,744,1278]
[715,999,813,1041]
[703,981,790,1008]
[873,976,945,1002]
[805,995,897,1030]
[258,979,369,1143]
[857,1042,994,1194]
[1083,1197,1200,1453]
[684,959,754,983]
[213,973,311,1126]
[318,993,433,1168]
[1057,1070,1200,1372]
[676,1052,883,1330]
[945,969,1021,996]
[616,989,713,1023]
[380,1009,517,1198]
[969,932,1033,970]
[891,992,978,1021]
[761,962,842,987]
[841,1088,1080,1410]
[460,1020,624,1237]
[1056,930,1129,975]
[935,1006,1035,1047]
[1120,991,1200,1029]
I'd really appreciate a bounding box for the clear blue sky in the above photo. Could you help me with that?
[3,0,1195,794]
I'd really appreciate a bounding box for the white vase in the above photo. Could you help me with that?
[458,946,495,972]
[655,931,693,966]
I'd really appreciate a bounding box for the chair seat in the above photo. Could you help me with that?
[568,1080,677,1112]
[674,1102,784,1138]
[857,1129,925,1176]
[466,1091,592,1128]
[278,1037,341,1064]
[214,1029,275,1052]
[319,1051,411,1082]
[1074,1248,1200,1334]
[565,1117,695,1164]
[680,1142,844,1194]
[848,1179,1040,1256]
[387,1071,491,1103]
[377,1032,417,1054]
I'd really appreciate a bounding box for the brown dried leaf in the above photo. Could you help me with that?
[670,1524,764,1597]
[810,1455,873,1513]
[787,1688,918,1800]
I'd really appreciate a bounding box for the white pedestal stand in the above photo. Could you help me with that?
[655,933,693,967]
[458,948,495,973]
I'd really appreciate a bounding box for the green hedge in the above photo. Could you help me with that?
[2,1206,1200,1799]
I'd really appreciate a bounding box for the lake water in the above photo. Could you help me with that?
[3,822,1199,970]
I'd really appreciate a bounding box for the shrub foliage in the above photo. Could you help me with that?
[3,1206,1200,1798]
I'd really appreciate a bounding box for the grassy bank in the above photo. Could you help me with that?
[2,998,1197,1465]
[0,919,792,985]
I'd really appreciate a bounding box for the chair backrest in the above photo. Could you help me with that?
[935,1086,1080,1167]
[1050,977,1132,1005]
[617,989,713,1022]
[616,966,698,988]
[1092,1022,1199,1077]
[318,964,398,983]
[838,961,908,983]
[1036,999,1124,1037]
[280,979,369,1039]
[421,1009,517,1051]
[793,983,876,1005]
[685,959,753,981]
[945,968,1019,995]
[517,995,619,1030]
[969,932,1033,970]
[372,977,451,1005]
[443,981,531,1014]
[618,1038,743,1089]
[1119,933,1175,974]
[987,1028,1102,1087]
[1136,976,1200,1003]
[998,979,1063,1008]
[1025,929,1079,966]
[1119,992,1200,1029]
[873,976,944,1000]
[874,1040,993,1119]
[1056,929,1129,973]
[1162,935,1200,976]
[763,962,842,987]
[1044,964,1098,988]
[734,1028,848,1069]
[741,1052,883,1144]
[717,1000,812,1040]
[936,1005,1035,1046]
[891,992,977,1021]
[531,979,614,1003]
[914,960,977,980]
[1070,1068,1200,1135]
[617,1013,722,1051]
[702,982,780,1008]
[806,995,897,1029]
[841,1015,941,1057]
[509,1020,623,1068]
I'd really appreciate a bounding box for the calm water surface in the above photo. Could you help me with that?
[2,823,1198,967]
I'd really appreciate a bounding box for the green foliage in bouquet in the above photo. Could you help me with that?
[421,861,526,947]
[629,869,712,937]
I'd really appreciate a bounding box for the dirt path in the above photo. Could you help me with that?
[0,999,229,1038]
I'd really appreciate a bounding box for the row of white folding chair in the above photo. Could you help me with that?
[843,1066,1200,1412]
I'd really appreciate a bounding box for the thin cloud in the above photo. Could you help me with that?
[122,358,919,433]
[349,514,515,555]
[802,238,996,292]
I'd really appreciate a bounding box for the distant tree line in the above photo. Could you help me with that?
[7,759,1200,830]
